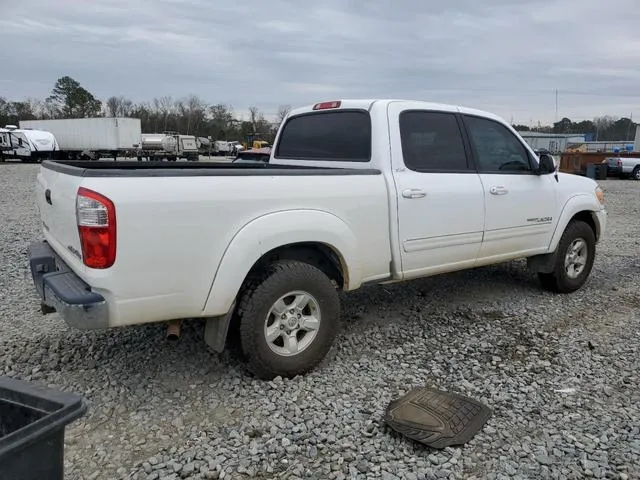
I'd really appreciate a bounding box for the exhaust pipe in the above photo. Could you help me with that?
[166,319,182,341]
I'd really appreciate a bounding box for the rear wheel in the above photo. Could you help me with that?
[632,166,640,180]
[538,220,596,293]
[237,260,340,379]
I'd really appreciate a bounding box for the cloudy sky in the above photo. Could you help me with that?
[2,0,640,124]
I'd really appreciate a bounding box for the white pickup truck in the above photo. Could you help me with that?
[604,155,640,180]
[28,99,607,379]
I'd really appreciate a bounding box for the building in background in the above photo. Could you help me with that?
[635,125,640,151]
[518,132,586,153]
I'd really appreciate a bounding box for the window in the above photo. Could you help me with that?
[275,110,371,161]
[399,111,469,172]
[464,115,532,173]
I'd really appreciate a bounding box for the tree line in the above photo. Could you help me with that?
[0,76,292,142]
[2,76,636,143]
[513,115,636,142]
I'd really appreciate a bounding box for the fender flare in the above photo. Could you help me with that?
[547,194,604,252]
[201,209,360,317]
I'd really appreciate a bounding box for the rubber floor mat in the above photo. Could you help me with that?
[384,387,492,448]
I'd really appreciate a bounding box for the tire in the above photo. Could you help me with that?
[632,166,640,181]
[237,260,340,379]
[538,220,596,293]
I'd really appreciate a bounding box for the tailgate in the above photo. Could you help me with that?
[36,165,85,267]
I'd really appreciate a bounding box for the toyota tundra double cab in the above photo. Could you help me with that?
[28,99,607,379]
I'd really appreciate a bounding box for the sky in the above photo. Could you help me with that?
[1,0,640,125]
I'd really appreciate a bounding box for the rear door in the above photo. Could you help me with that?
[36,165,86,269]
[460,114,557,261]
[387,102,486,278]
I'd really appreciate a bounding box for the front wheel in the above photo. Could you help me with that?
[538,220,596,293]
[632,166,640,181]
[237,260,340,379]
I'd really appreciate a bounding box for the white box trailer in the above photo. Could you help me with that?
[18,117,141,160]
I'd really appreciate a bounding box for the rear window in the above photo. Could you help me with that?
[275,110,371,162]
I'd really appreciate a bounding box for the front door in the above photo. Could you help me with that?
[460,113,557,263]
[388,102,486,279]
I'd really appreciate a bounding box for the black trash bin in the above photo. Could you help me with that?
[0,376,87,480]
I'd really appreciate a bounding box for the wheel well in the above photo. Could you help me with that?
[246,243,346,290]
[571,211,598,241]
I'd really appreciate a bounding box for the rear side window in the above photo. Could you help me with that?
[399,111,470,172]
[275,110,371,161]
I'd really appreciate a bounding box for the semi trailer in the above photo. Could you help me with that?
[19,118,141,160]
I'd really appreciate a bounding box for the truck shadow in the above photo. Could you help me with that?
[17,257,614,394]
[32,261,541,382]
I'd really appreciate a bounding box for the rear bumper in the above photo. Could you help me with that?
[28,241,109,330]
[606,165,623,176]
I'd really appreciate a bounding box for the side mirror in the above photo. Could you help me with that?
[536,153,555,175]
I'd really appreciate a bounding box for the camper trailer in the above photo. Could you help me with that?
[0,125,59,163]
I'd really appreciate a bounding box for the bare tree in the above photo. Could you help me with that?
[159,96,173,131]
[105,96,132,117]
[276,104,291,126]
[152,97,161,132]
[593,115,616,141]
[10,101,34,121]
[41,98,59,119]
[209,104,235,139]
[248,106,263,132]
[105,97,118,117]
[26,98,45,119]
[183,94,206,134]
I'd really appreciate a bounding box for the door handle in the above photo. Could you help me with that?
[489,186,508,195]
[402,189,427,199]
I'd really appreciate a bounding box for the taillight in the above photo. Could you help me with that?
[617,159,622,167]
[76,187,116,269]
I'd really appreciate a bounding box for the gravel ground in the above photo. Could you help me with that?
[1,163,638,480]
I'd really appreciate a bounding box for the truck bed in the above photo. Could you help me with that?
[43,160,381,177]
[35,158,393,326]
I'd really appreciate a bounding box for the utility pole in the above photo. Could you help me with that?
[555,89,558,123]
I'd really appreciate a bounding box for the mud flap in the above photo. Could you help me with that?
[204,301,236,353]
[527,251,557,274]
[384,387,492,449]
